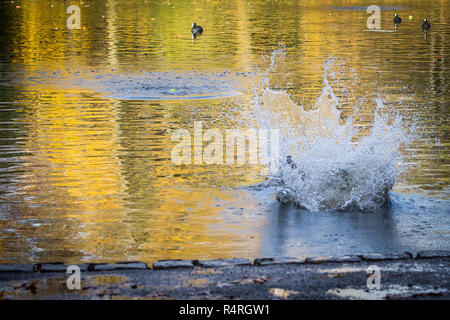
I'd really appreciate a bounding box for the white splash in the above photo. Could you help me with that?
[252,52,412,211]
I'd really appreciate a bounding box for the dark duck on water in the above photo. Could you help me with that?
[191,22,203,39]
[393,13,402,24]
[422,18,431,32]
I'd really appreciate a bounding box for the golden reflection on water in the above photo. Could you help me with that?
[0,0,448,264]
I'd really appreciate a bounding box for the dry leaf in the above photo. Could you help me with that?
[269,288,299,299]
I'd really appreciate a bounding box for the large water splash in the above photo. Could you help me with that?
[252,51,413,211]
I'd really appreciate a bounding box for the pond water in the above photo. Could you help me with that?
[0,0,448,264]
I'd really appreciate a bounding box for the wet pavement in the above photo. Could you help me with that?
[0,252,449,300]
[1,0,449,265]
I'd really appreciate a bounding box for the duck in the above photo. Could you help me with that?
[191,23,203,39]
[422,18,431,32]
[393,13,402,24]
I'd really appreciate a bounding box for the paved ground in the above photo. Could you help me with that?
[0,252,449,300]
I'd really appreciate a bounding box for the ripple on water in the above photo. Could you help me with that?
[25,70,249,101]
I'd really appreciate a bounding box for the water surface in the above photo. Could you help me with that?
[0,0,448,264]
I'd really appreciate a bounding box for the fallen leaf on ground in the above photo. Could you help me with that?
[186,278,210,287]
[232,276,268,285]
[193,268,223,275]
[322,273,344,279]
[269,288,299,299]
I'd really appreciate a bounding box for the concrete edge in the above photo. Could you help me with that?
[1,250,449,273]
[305,255,362,264]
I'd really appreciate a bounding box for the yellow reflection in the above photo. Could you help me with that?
[0,0,447,265]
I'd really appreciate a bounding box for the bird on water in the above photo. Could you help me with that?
[393,14,402,24]
[422,18,431,32]
[191,23,203,39]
